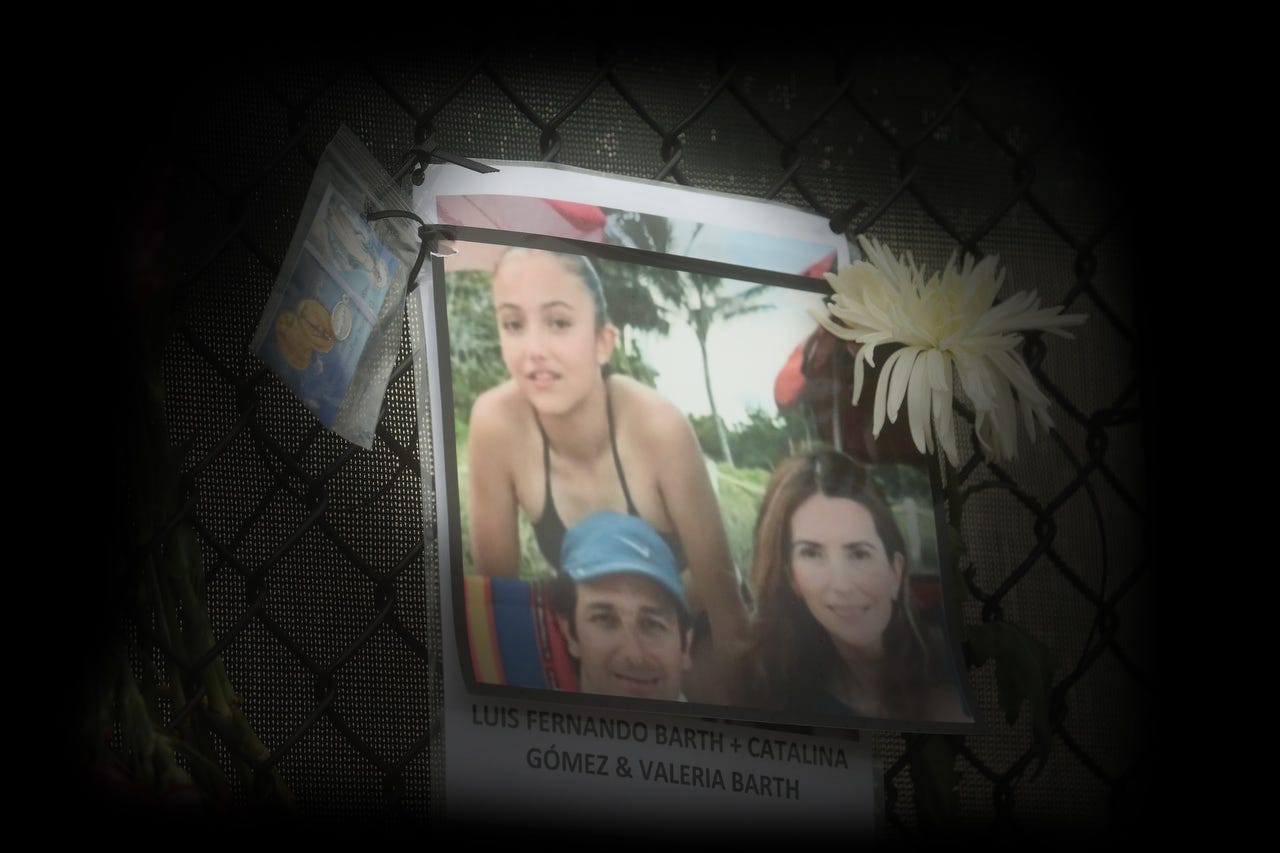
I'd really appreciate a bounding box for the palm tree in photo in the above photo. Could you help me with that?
[679,269,774,467]
[602,211,682,350]
[605,212,775,466]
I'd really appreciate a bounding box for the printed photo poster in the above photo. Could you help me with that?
[411,162,973,831]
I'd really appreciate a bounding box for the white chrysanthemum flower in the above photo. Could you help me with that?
[811,235,1087,464]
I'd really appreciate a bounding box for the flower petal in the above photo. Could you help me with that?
[873,347,908,436]
[989,349,1051,410]
[852,347,867,404]
[886,347,921,425]
[906,352,931,455]
[926,348,949,391]
[984,367,1019,461]
[809,307,859,341]
[955,353,996,409]
[815,235,1085,464]
[974,410,995,458]
[1019,382,1038,443]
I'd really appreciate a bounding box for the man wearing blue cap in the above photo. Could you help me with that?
[552,512,694,702]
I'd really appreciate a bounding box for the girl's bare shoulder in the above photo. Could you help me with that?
[469,381,532,444]
[609,375,691,443]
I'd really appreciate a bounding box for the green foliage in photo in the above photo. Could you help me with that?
[444,269,507,417]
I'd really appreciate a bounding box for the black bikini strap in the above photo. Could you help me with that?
[535,413,555,512]
[605,379,639,516]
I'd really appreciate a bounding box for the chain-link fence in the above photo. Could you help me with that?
[100,45,1149,838]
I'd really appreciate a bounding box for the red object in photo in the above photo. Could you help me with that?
[775,326,923,466]
[774,248,839,411]
[774,341,807,410]
[436,195,608,272]
[546,198,607,233]
[801,249,837,280]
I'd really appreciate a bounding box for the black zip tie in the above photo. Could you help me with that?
[371,139,490,294]
[389,148,423,187]
[419,141,498,174]
[394,138,498,187]
[364,208,457,295]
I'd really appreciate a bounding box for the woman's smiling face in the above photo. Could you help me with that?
[491,251,614,417]
[787,493,905,658]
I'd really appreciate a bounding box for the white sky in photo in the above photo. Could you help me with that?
[634,285,824,427]
[630,222,832,427]
[667,219,833,274]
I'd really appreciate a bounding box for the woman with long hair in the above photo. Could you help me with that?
[465,247,748,698]
[735,448,970,721]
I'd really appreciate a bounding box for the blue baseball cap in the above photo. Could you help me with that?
[561,512,688,614]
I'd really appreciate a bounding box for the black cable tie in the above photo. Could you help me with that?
[403,241,433,291]
[419,223,458,255]
[406,224,458,293]
[363,207,457,295]
[388,139,499,189]
[365,207,424,227]
[429,148,499,174]
[389,149,422,186]
[413,138,499,175]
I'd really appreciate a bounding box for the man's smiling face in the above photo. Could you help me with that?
[565,573,691,701]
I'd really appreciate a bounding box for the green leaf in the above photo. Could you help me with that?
[967,621,1057,772]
